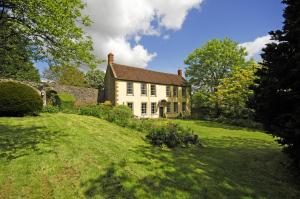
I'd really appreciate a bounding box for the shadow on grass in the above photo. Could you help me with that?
[82,137,300,199]
[0,124,64,161]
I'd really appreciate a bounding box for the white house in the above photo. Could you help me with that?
[104,53,191,118]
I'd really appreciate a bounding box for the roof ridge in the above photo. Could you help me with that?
[112,63,180,77]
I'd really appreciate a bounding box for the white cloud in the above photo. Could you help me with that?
[84,0,204,68]
[239,35,272,60]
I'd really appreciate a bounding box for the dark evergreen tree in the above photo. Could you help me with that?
[253,0,300,167]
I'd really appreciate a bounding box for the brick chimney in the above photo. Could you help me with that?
[177,68,182,77]
[108,53,114,65]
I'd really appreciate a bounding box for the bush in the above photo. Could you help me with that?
[79,104,112,119]
[57,92,76,110]
[42,105,60,113]
[147,123,199,148]
[0,81,43,116]
[107,105,133,127]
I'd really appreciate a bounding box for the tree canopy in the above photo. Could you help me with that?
[0,0,99,68]
[85,69,105,89]
[184,38,247,92]
[253,0,300,167]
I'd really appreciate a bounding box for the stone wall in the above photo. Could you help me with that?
[48,84,99,106]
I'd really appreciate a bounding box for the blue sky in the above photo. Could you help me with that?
[143,0,285,73]
[36,0,285,75]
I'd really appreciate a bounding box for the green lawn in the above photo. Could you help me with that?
[0,113,299,199]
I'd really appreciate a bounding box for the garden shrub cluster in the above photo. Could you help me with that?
[0,81,43,116]
[79,104,112,119]
[147,123,199,148]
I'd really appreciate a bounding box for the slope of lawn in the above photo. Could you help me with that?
[0,113,299,199]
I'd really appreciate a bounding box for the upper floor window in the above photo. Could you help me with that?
[127,102,133,112]
[151,102,156,114]
[182,87,187,97]
[173,86,178,97]
[141,83,147,95]
[182,102,186,112]
[127,82,133,95]
[151,84,156,96]
[166,102,171,113]
[174,102,178,113]
[166,85,171,97]
[141,102,147,114]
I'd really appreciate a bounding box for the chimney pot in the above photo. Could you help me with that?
[178,69,182,76]
[108,53,114,65]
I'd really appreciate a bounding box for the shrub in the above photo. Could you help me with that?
[147,123,199,148]
[57,92,76,110]
[0,81,43,116]
[107,105,133,127]
[42,105,60,113]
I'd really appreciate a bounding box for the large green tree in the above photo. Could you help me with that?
[185,38,247,92]
[0,0,98,67]
[0,16,40,82]
[253,0,300,167]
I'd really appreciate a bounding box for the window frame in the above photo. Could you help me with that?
[173,86,178,97]
[141,83,147,96]
[151,102,156,114]
[166,85,171,97]
[127,102,134,112]
[141,102,147,115]
[182,87,187,97]
[182,102,186,112]
[174,102,178,113]
[166,102,171,113]
[150,84,156,96]
[127,82,134,95]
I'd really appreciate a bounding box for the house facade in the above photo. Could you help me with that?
[104,53,191,118]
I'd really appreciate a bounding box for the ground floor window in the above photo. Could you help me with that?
[127,102,133,112]
[141,102,147,114]
[174,102,178,113]
[151,102,156,114]
[182,102,186,112]
[166,102,171,113]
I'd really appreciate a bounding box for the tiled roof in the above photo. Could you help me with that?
[110,63,187,86]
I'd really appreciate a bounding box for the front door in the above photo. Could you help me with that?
[159,107,164,118]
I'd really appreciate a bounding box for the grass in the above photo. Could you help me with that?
[0,113,299,199]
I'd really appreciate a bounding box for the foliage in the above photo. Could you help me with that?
[0,0,99,68]
[41,105,60,113]
[85,69,105,89]
[185,38,247,92]
[57,93,76,110]
[44,65,86,87]
[147,123,199,148]
[212,61,260,119]
[107,105,134,127]
[252,0,300,167]
[0,81,42,116]
[0,16,40,82]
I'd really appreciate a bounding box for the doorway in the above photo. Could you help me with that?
[159,107,164,118]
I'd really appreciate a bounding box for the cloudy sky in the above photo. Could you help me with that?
[38,0,284,74]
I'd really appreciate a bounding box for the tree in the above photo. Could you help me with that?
[185,38,247,92]
[44,65,86,87]
[213,61,259,119]
[0,0,99,68]
[253,0,300,167]
[85,69,105,89]
[0,13,40,82]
